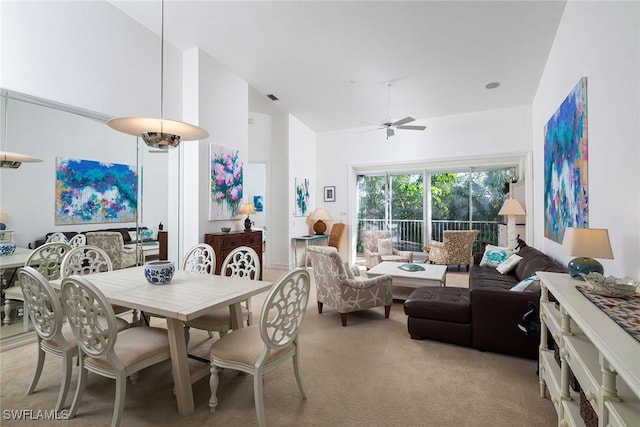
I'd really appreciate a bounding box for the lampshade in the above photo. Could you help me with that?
[106,0,208,148]
[308,208,332,235]
[562,227,614,280]
[308,208,332,221]
[498,199,526,216]
[238,203,256,215]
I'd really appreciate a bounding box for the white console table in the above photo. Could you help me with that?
[538,272,640,426]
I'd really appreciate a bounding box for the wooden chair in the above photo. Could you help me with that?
[208,268,311,427]
[61,275,170,427]
[3,242,71,328]
[185,246,259,337]
[328,222,346,252]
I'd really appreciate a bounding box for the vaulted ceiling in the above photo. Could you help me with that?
[110,1,566,133]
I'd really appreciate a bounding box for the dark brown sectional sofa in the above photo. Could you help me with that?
[404,241,566,359]
[33,227,141,249]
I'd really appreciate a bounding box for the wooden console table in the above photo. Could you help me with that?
[204,230,263,280]
[538,272,640,426]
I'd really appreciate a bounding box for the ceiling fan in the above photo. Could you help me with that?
[375,82,426,140]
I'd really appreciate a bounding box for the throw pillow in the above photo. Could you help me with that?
[510,275,540,292]
[479,244,517,268]
[377,238,394,255]
[496,254,523,274]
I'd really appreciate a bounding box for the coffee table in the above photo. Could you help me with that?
[367,261,447,300]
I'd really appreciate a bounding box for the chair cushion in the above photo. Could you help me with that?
[210,325,294,368]
[186,306,250,331]
[85,326,169,371]
[377,238,393,255]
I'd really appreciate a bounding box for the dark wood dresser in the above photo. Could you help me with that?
[204,230,263,279]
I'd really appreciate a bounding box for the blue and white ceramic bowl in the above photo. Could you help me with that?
[0,242,16,256]
[144,261,175,285]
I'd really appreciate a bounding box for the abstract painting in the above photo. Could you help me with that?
[55,157,137,225]
[295,177,310,217]
[544,77,589,243]
[209,145,244,220]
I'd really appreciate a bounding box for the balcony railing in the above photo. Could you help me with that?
[357,219,499,254]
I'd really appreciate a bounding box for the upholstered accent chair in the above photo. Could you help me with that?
[328,222,346,252]
[428,230,479,271]
[307,246,393,326]
[85,231,137,270]
[360,229,413,269]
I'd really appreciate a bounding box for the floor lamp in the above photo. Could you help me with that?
[498,199,525,249]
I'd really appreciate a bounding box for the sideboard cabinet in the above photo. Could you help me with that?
[538,272,640,426]
[204,230,263,280]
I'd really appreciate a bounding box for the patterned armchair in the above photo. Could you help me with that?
[85,231,137,270]
[360,230,413,269]
[307,246,393,326]
[428,230,479,271]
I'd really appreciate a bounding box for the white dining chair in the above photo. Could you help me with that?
[3,242,71,329]
[184,246,259,338]
[60,245,139,323]
[19,266,129,411]
[208,268,311,427]
[61,275,170,427]
[68,233,86,248]
[181,243,216,274]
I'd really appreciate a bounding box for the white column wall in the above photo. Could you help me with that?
[532,1,640,278]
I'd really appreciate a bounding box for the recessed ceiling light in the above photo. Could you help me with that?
[485,82,500,90]
[266,94,279,101]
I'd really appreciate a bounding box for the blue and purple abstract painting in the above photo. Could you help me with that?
[544,77,589,243]
[56,157,137,225]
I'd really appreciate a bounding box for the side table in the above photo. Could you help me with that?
[292,235,328,267]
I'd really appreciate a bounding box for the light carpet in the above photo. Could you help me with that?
[0,269,556,426]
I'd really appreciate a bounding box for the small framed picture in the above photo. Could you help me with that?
[324,186,336,202]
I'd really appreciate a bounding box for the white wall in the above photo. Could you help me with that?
[317,105,533,261]
[532,1,640,278]
[289,115,317,267]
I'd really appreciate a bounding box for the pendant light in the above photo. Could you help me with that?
[107,0,208,148]
[1,93,43,169]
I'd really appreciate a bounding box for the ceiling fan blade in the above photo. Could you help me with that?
[386,128,394,139]
[392,116,415,127]
[397,125,427,131]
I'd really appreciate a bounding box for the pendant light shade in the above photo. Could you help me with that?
[107,0,208,148]
[107,117,208,148]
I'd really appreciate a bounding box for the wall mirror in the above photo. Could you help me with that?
[0,88,173,346]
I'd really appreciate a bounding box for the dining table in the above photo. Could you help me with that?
[50,265,273,416]
[0,247,33,287]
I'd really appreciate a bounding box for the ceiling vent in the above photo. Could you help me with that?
[266,94,279,101]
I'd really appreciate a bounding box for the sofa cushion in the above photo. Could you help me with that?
[513,246,566,281]
[496,254,523,274]
[510,275,540,292]
[479,244,517,267]
[377,238,393,255]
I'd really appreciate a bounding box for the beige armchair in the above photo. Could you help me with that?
[428,230,479,271]
[85,231,137,269]
[360,229,413,269]
[308,246,392,326]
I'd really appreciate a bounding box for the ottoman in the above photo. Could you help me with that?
[403,287,472,347]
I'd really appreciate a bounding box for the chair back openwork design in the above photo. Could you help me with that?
[328,222,346,252]
[85,231,137,270]
[61,275,169,426]
[307,245,393,326]
[360,229,413,269]
[46,232,69,244]
[182,243,216,274]
[428,229,479,271]
[19,266,77,411]
[221,246,260,280]
[208,268,311,426]
[61,245,113,278]
[68,233,87,248]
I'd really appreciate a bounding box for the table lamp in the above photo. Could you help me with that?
[308,208,332,235]
[0,213,7,230]
[498,198,526,249]
[562,227,614,280]
[238,202,256,232]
